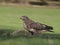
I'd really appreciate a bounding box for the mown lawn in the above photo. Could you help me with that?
[0,6,60,45]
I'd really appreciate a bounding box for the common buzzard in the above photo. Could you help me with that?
[20,16,53,35]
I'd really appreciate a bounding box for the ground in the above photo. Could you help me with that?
[0,5,60,45]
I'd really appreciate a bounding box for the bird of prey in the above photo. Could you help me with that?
[20,16,53,35]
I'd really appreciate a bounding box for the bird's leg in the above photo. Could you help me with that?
[29,29,38,36]
[28,31,34,35]
[28,29,41,36]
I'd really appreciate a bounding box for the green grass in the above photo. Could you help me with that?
[0,6,60,45]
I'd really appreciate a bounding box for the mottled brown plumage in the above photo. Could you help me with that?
[20,16,53,35]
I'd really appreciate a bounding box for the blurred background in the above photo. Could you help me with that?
[0,0,60,7]
[0,0,60,45]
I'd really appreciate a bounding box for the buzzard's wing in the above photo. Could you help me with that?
[29,22,46,30]
[29,22,53,32]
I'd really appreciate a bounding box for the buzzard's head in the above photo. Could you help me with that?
[20,16,29,21]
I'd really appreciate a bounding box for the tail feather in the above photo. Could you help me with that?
[46,26,53,30]
[46,26,54,32]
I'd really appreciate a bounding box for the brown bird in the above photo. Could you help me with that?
[20,16,53,35]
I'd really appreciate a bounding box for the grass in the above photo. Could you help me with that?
[0,6,60,45]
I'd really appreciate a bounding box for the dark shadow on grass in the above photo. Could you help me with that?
[0,29,14,33]
[38,33,60,39]
[0,29,14,36]
[0,29,15,40]
[0,29,60,40]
